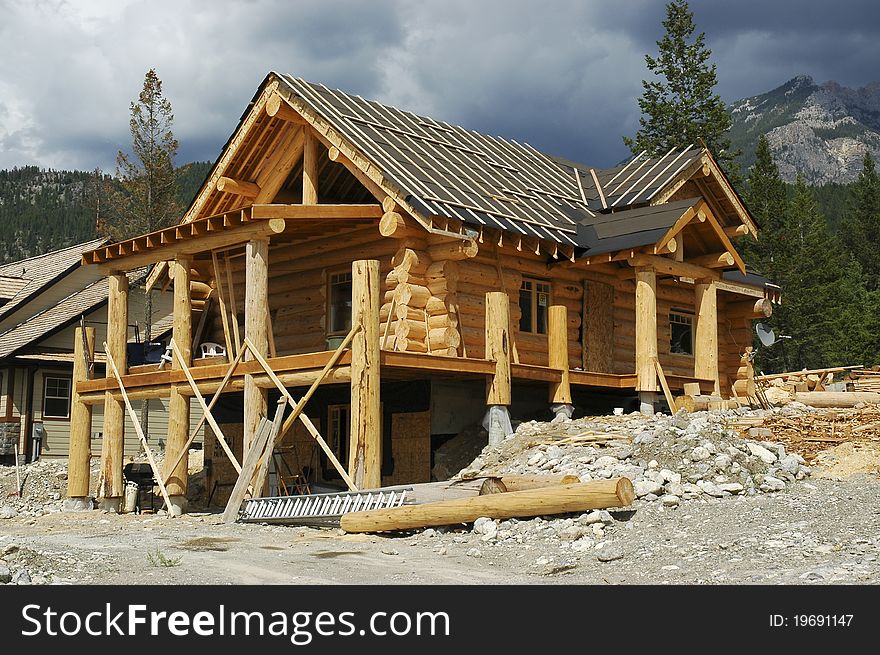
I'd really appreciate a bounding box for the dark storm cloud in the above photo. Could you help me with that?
[0,0,877,171]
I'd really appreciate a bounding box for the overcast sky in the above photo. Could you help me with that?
[0,0,877,172]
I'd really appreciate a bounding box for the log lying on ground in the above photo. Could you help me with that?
[340,478,634,533]
[376,474,576,504]
[794,391,880,408]
[498,474,579,492]
[675,394,744,412]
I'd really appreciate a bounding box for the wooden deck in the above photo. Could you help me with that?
[76,349,714,404]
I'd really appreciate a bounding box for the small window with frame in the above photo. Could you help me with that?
[327,270,353,335]
[519,278,551,334]
[670,309,694,356]
[43,376,71,419]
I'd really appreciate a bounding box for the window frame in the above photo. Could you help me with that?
[669,309,695,357]
[42,374,72,420]
[326,268,353,337]
[519,277,552,335]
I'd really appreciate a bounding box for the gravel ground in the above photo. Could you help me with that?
[2,404,879,586]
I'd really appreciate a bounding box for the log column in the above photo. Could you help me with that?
[65,326,94,511]
[635,266,658,414]
[548,305,573,418]
[485,291,512,444]
[99,273,128,511]
[244,239,270,455]
[349,259,381,489]
[165,256,192,514]
[694,280,720,395]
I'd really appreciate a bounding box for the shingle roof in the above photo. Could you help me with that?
[0,238,106,320]
[0,278,110,359]
[279,76,707,252]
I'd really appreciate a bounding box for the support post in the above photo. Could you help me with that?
[65,326,94,510]
[548,304,573,418]
[349,260,381,489]
[635,266,658,414]
[165,257,192,513]
[99,273,127,511]
[244,238,270,455]
[303,128,318,205]
[485,291,512,444]
[695,280,720,395]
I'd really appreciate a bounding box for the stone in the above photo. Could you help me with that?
[580,510,612,525]
[659,469,681,484]
[465,548,482,559]
[664,482,685,497]
[761,476,786,492]
[0,563,10,584]
[634,431,654,444]
[643,469,664,484]
[714,454,732,469]
[779,455,801,475]
[702,441,718,455]
[0,506,17,520]
[597,544,624,562]
[594,456,619,468]
[747,442,778,464]
[559,525,588,541]
[634,480,663,498]
[691,446,711,461]
[62,498,94,512]
[698,480,726,497]
[717,482,744,494]
[570,537,595,553]
[12,569,31,585]
[473,517,496,537]
[660,494,680,507]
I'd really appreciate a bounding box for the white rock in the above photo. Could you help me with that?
[702,441,718,455]
[473,517,497,537]
[714,454,732,469]
[779,454,801,475]
[580,510,612,525]
[0,506,17,520]
[664,482,685,497]
[698,480,726,497]
[527,452,545,466]
[644,469,664,484]
[570,537,595,553]
[594,455,619,468]
[660,494,680,507]
[691,446,711,461]
[465,548,483,558]
[659,469,681,484]
[634,480,663,498]
[761,476,786,492]
[747,442,778,464]
[647,459,659,469]
[717,482,744,494]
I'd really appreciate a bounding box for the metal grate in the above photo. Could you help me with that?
[238,488,412,526]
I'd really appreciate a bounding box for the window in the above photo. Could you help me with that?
[43,376,71,419]
[670,310,694,356]
[327,404,350,471]
[327,270,352,335]
[519,278,551,334]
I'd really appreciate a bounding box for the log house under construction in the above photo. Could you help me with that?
[68,72,778,511]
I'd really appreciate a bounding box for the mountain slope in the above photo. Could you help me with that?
[730,75,880,184]
[0,162,212,264]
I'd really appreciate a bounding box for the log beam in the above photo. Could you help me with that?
[265,92,308,124]
[302,128,318,205]
[485,292,512,406]
[67,326,95,501]
[635,266,658,396]
[244,239,269,455]
[694,281,720,395]
[690,252,735,268]
[99,273,128,508]
[216,176,260,198]
[349,260,382,489]
[628,253,720,281]
[548,305,571,404]
[165,257,192,507]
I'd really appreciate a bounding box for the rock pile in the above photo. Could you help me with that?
[456,406,813,507]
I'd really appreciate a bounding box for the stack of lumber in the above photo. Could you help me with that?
[852,367,880,392]
[756,366,864,394]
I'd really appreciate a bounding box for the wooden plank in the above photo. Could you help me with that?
[694,281,720,395]
[104,347,174,517]
[250,204,383,220]
[485,292,512,405]
[584,280,614,373]
[548,305,571,404]
[222,417,273,523]
[211,250,235,358]
[350,260,382,489]
[251,398,289,497]
[340,479,635,533]
[654,359,677,413]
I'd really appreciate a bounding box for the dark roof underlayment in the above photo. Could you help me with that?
[277,75,711,254]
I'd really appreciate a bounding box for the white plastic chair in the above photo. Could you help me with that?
[200,342,227,358]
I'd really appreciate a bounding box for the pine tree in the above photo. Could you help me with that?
[840,151,880,289]
[741,135,790,280]
[103,69,180,437]
[624,0,735,165]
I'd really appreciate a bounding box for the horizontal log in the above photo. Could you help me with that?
[386,283,432,308]
[395,319,427,340]
[395,337,428,353]
[379,211,426,239]
[427,313,459,330]
[392,248,430,273]
[496,474,580,492]
[428,346,459,357]
[216,176,260,198]
[793,391,880,408]
[428,239,478,261]
[340,479,634,533]
[428,327,461,348]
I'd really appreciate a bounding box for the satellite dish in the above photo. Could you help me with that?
[755,322,776,347]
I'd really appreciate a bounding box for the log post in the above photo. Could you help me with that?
[303,128,318,205]
[548,305,572,416]
[694,280,720,395]
[349,260,382,489]
[635,266,658,414]
[165,256,192,514]
[65,326,94,510]
[244,239,270,455]
[485,291,512,444]
[99,273,128,511]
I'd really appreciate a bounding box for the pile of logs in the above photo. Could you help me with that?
[852,367,880,392]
